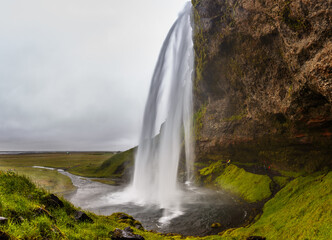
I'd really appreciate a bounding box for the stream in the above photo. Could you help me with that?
[45,168,251,236]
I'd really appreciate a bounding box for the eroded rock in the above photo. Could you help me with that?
[43,194,64,208]
[110,227,144,240]
[74,211,93,223]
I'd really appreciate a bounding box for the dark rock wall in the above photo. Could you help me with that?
[192,0,331,171]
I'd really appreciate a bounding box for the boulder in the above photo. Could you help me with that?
[110,227,144,240]
[74,211,93,223]
[44,194,64,208]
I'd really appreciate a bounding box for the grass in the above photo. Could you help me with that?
[214,165,272,202]
[0,167,75,195]
[0,167,330,239]
[221,172,332,239]
[0,152,113,175]
[0,171,183,240]
[0,150,135,194]
[0,152,118,192]
[94,148,136,178]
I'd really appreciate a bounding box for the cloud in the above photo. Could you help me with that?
[0,0,188,151]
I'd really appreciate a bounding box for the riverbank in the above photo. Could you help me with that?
[0,153,330,239]
[0,169,330,239]
[0,152,115,194]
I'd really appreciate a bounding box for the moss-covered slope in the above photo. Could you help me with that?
[0,171,179,240]
[1,168,330,239]
[221,172,332,240]
[215,165,272,202]
[94,147,136,180]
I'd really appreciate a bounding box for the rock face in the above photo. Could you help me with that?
[192,0,331,171]
[110,227,145,240]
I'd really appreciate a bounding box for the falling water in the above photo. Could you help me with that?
[129,2,194,221]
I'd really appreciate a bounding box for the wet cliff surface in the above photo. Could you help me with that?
[192,0,331,172]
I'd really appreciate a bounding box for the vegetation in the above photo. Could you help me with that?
[221,112,246,122]
[0,150,135,192]
[194,104,207,139]
[94,147,136,178]
[0,166,74,195]
[214,165,272,202]
[0,152,113,177]
[221,172,332,239]
[273,176,290,188]
[0,171,181,240]
[0,165,330,239]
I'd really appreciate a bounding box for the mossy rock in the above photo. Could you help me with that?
[214,165,272,202]
[222,172,332,239]
[273,176,290,188]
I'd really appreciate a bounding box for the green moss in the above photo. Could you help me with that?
[200,161,224,176]
[94,148,136,178]
[191,0,201,7]
[273,176,290,188]
[221,111,246,122]
[192,5,208,94]
[194,104,207,139]
[215,165,272,202]
[222,172,332,239]
[278,170,306,178]
[0,171,181,240]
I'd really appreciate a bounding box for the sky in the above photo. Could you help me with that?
[0,0,189,151]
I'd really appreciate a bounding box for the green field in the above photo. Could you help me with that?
[0,152,113,170]
[0,152,114,194]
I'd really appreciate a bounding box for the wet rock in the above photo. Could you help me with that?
[0,217,8,225]
[43,194,64,208]
[0,231,10,240]
[74,211,93,223]
[114,213,134,220]
[247,236,266,240]
[110,227,144,240]
[112,213,144,229]
[134,223,144,230]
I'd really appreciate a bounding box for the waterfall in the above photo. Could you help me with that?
[130,2,194,221]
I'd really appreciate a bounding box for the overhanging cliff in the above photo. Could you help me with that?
[192,0,331,172]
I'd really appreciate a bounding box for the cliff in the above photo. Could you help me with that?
[192,0,331,172]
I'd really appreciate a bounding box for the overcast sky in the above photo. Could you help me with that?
[0,0,189,151]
